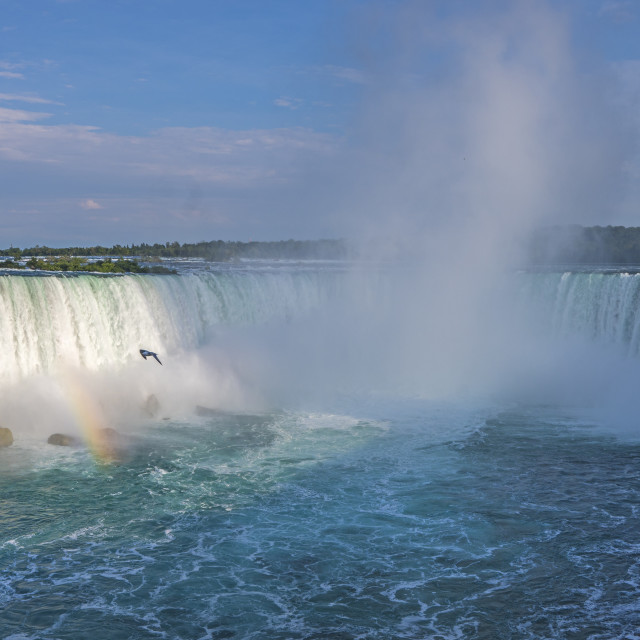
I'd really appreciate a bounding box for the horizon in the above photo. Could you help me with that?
[3,222,640,252]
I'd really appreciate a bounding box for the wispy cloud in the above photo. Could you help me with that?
[274,96,304,109]
[0,61,24,79]
[0,107,52,123]
[79,199,103,210]
[0,59,57,80]
[0,118,337,184]
[320,65,369,85]
[599,1,637,22]
[0,93,63,105]
[0,117,342,243]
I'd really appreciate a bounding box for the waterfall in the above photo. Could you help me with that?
[3,266,640,389]
[0,270,340,384]
[516,270,640,355]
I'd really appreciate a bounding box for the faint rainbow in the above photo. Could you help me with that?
[60,372,118,463]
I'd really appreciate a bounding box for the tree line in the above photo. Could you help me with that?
[5,228,640,266]
[527,225,640,265]
[1,239,351,262]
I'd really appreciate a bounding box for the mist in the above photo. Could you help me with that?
[234,1,640,416]
[0,344,268,449]
[337,1,631,244]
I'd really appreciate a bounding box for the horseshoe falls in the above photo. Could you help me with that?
[0,268,339,382]
[2,263,640,640]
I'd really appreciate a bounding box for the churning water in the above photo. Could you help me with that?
[2,262,640,639]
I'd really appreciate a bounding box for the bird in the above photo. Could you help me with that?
[140,349,162,365]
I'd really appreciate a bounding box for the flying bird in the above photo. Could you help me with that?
[140,349,162,365]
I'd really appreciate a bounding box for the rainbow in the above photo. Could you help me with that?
[60,372,120,463]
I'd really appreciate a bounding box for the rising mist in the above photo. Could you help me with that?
[249,1,638,409]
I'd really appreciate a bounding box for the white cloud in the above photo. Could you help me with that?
[274,96,303,109]
[321,65,369,85]
[0,61,24,79]
[0,93,62,105]
[0,107,51,123]
[80,199,103,210]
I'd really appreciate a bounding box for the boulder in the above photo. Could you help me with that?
[96,427,132,462]
[195,405,222,417]
[47,433,78,447]
[100,427,120,440]
[144,394,160,417]
[0,427,13,447]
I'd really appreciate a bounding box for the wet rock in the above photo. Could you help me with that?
[99,427,121,444]
[47,433,78,447]
[0,427,13,447]
[144,393,160,417]
[95,427,133,462]
[195,405,223,417]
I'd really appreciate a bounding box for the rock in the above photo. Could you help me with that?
[96,427,131,462]
[99,427,121,443]
[0,427,13,447]
[195,405,222,417]
[47,433,78,447]
[144,394,160,417]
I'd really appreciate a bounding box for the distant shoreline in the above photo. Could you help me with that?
[0,239,351,264]
[0,256,176,274]
[4,226,640,266]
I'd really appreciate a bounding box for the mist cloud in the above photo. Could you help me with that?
[275,0,640,400]
[332,0,635,262]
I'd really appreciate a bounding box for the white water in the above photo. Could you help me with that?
[0,268,347,439]
[517,270,640,355]
[4,267,640,390]
[0,269,341,383]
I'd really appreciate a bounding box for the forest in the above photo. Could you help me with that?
[527,225,640,265]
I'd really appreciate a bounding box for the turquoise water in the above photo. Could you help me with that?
[3,405,640,639]
[2,266,640,638]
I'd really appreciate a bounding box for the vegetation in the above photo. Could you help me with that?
[527,225,640,265]
[1,239,350,263]
[0,256,176,274]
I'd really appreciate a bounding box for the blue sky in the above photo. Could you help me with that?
[0,0,639,247]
